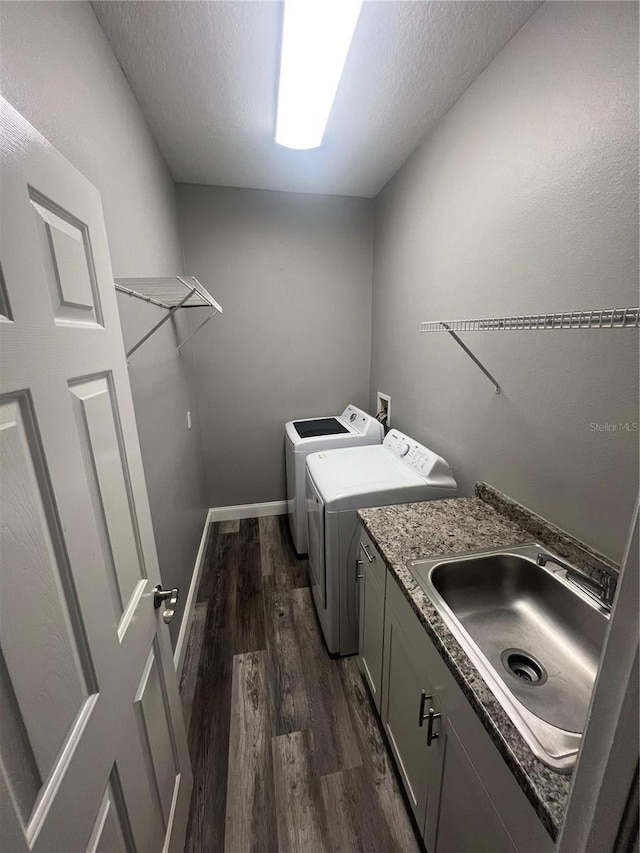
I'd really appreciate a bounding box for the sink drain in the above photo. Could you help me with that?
[501,649,547,686]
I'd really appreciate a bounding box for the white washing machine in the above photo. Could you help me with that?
[305,429,457,656]
[285,404,383,555]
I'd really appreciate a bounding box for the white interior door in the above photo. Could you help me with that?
[0,99,192,853]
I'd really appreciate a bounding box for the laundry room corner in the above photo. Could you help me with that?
[2,1,638,850]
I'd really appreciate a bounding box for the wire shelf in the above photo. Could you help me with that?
[419,307,638,394]
[419,307,639,333]
[114,276,222,311]
[114,276,222,358]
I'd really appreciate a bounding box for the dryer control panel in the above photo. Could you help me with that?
[384,429,456,487]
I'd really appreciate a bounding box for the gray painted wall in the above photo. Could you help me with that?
[176,184,374,506]
[370,1,639,564]
[0,0,208,643]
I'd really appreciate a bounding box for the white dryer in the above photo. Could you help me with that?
[285,404,383,555]
[305,429,457,656]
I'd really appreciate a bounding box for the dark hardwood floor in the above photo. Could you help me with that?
[180,516,421,853]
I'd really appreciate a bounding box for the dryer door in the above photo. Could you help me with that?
[306,471,326,607]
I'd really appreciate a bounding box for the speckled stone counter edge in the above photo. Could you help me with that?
[356,487,615,842]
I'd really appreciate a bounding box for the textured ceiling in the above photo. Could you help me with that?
[93,1,542,198]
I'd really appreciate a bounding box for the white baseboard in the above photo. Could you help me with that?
[208,500,287,522]
[173,501,287,681]
[173,501,287,675]
[173,508,214,676]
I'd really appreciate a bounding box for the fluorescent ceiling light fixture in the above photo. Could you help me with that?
[276,0,363,150]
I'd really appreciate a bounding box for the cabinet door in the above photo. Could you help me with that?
[384,571,553,853]
[381,599,444,831]
[435,720,518,853]
[358,555,385,711]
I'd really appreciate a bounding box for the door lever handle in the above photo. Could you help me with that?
[154,585,179,624]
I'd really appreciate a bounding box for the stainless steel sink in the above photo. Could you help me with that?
[409,543,610,773]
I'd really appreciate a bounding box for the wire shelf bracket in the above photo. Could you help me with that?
[442,323,501,394]
[114,276,222,358]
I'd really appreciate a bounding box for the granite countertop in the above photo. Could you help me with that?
[357,483,618,842]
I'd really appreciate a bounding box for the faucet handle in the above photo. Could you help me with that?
[600,569,617,606]
[537,550,617,610]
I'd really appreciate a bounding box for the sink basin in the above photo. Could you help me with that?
[409,543,609,773]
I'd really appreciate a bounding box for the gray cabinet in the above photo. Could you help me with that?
[435,721,518,853]
[381,567,554,853]
[381,593,444,834]
[357,530,386,711]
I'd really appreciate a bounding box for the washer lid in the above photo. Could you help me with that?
[285,404,383,448]
[292,417,349,438]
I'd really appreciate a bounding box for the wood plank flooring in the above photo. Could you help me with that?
[181,515,422,853]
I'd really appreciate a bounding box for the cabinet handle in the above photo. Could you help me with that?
[426,707,441,746]
[356,559,364,581]
[360,542,375,563]
[418,689,432,727]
